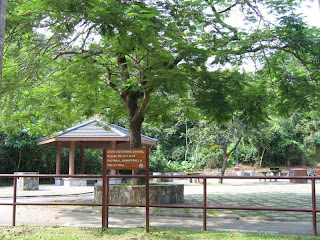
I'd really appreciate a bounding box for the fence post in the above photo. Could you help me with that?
[102,149,108,230]
[146,148,150,233]
[312,178,317,236]
[12,176,17,226]
[203,177,207,231]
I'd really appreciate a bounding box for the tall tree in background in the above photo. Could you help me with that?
[191,69,266,183]
[194,120,243,184]
[0,0,8,100]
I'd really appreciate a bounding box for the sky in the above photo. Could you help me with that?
[217,0,320,73]
[299,0,320,27]
[226,0,320,29]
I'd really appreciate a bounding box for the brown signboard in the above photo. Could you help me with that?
[105,148,147,170]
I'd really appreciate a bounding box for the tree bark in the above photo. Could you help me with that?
[219,135,242,184]
[184,119,188,162]
[16,148,22,172]
[195,143,199,166]
[122,92,148,184]
[219,150,231,184]
[129,111,145,184]
[259,146,266,168]
[0,0,8,100]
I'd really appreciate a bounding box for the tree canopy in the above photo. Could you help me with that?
[0,0,319,151]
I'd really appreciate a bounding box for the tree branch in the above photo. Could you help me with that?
[205,1,238,38]
[227,134,242,157]
[218,2,239,14]
[103,67,121,95]
[116,53,130,84]
[80,24,96,50]
[242,44,320,68]
[53,50,103,60]
[133,90,151,123]
[168,56,183,70]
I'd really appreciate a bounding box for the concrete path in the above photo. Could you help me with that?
[0,179,319,236]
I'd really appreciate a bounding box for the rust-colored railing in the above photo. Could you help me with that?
[0,174,319,236]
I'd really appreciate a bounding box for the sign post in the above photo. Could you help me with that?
[102,148,149,231]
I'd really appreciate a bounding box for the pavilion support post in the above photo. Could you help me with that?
[69,141,76,175]
[110,141,117,175]
[56,142,62,175]
[80,144,85,174]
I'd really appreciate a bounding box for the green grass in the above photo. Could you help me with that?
[0,226,318,240]
[152,207,161,214]
[183,208,191,215]
[207,209,220,216]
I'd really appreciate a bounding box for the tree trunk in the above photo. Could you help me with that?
[16,148,22,172]
[0,0,8,100]
[124,93,146,185]
[130,117,145,185]
[218,135,242,184]
[184,119,188,162]
[129,117,143,148]
[105,53,151,185]
[259,146,266,168]
[195,143,199,167]
[286,158,290,167]
[219,151,229,184]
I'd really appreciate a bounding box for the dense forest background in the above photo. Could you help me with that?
[0,1,320,178]
[1,113,320,176]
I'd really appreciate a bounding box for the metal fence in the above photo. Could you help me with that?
[0,174,319,236]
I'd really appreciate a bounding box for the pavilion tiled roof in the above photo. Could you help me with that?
[36,119,157,148]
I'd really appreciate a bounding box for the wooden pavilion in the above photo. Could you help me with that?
[36,119,157,177]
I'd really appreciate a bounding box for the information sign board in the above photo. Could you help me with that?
[105,148,147,170]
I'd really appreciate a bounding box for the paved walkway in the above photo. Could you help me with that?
[0,178,319,236]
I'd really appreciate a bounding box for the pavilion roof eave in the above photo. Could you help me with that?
[36,137,157,147]
[141,139,157,146]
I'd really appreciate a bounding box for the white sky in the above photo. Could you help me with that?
[298,0,320,27]
[226,0,320,29]
[214,0,320,72]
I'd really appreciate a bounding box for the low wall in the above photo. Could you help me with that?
[94,184,184,204]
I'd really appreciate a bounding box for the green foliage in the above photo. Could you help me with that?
[241,115,320,167]
[1,0,320,173]
[0,132,56,184]
[2,0,318,138]
[192,69,268,126]
[146,112,320,171]
[166,160,193,171]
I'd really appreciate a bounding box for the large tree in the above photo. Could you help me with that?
[1,0,319,149]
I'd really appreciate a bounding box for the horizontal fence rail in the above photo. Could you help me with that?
[0,174,319,236]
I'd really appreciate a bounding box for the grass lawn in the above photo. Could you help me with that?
[0,226,318,240]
